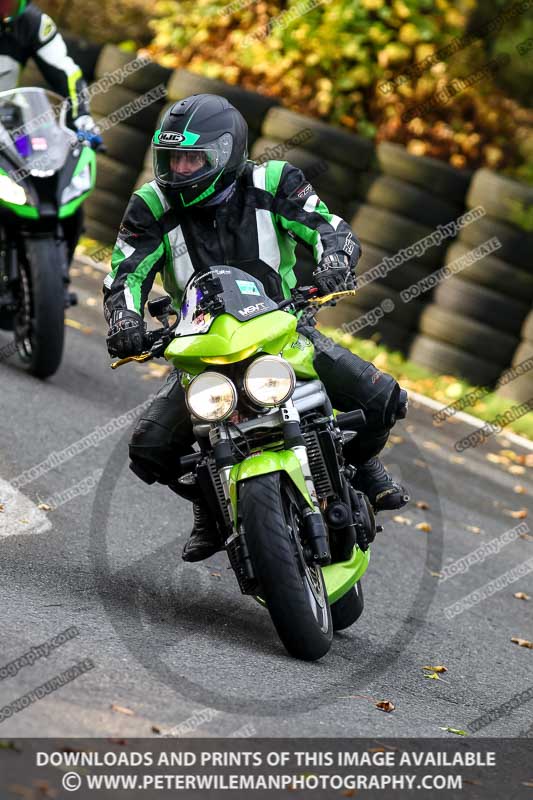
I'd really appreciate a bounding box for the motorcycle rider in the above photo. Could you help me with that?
[0,0,102,281]
[0,1,100,142]
[103,94,409,562]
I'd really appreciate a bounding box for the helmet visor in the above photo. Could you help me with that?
[0,0,19,16]
[153,132,233,190]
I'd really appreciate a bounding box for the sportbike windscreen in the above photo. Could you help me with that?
[176,267,278,336]
[0,88,75,175]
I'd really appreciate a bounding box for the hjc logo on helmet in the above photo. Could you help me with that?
[159,131,185,144]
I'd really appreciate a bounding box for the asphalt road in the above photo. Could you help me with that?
[0,261,532,740]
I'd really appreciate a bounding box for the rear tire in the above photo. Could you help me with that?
[331,581,364,631]
[15,237,65,379]
[240,473,333,661]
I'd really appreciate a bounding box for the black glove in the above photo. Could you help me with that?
[106,309,145,358]
[313,253,355,297]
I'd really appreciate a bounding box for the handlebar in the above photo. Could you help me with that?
[110,285,356,370]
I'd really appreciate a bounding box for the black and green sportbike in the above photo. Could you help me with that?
[113,267,378,661]
[0,87,97,378]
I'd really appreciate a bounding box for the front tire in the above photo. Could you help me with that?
[240,472,333,661]
[15,237,65,379]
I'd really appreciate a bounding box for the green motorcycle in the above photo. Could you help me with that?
[113,267,376,661]
[0,88,97,377]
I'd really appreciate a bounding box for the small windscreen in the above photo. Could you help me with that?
[176,267,278,336]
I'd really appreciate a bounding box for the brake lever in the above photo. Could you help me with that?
[110,352,153,370]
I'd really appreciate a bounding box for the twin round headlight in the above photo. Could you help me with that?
[186,356,296,422]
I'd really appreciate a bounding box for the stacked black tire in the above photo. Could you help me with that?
[85,45,172,244]
[410,169,533,387]
[497,310,533,404]
[346,143,471,351]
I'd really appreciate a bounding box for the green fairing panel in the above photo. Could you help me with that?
[282,332,319,380]
[165,310,298,372]
[229,452,315,524]
[323,546,370,603]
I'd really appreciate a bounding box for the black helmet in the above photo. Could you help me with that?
[152,94,248,209]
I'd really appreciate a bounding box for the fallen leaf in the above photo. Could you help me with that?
[151,725,162,734]
[512,638,533,649]
[423,665,448,673]
[466,525,482,534]
[65,318,93,334]
[389,435,404,444]
[0,504,4,512]
[506,508,528,519]
[416,501,430,510]
[416,522,432,532]
[514,485,527,494]
[429,570,443,578]
[439,727,468,736]
[375,700,395,713]
[523,782,533,788]
[342,791,357,797]
[37,503,52,512]
[393,515,412,526]
[486,453,508,465]
[520,532,533,541]
[424,672,441,680]
[500,449,520,462]
[514,592,531,601]
[526,454,533,467]
[450,455,465,464]
[211,572,222,578]
[6,785,33,799]
[509,465,526,475]
[32,780,57,798]
[85,297,97,307]
[110,704,135,716]
[423,441,441,451]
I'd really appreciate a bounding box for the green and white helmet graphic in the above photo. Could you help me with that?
[152,93,248,209]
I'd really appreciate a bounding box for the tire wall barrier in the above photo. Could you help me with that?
[20,42,533,396]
